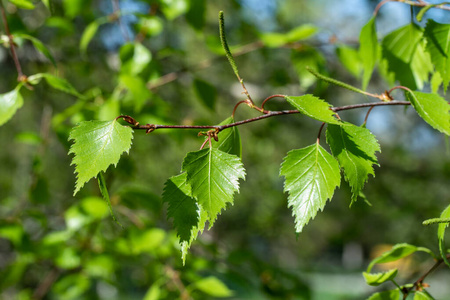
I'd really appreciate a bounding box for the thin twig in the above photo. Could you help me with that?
[126,100,412,133]
[0,3,25,80]
[375,0,450,15]
[317,122,326,143]
[261,94,286,112]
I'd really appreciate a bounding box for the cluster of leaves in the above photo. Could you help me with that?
[1,0,450,299]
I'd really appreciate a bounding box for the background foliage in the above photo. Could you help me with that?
[0,0,449,299]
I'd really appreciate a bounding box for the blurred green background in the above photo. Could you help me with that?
[0,0,449,299]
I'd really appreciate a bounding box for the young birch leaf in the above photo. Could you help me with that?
[406,91,450,136]
[424,20,450,92]
[69,120,133,195]
[182,148,245,225]
[163,173,200,243]
[97,172,123,228]
[414,291,434,300]
[336,44,362,78]
[280,143,340,233]
[363,269,398,286]
[438,204,450,267]
[0,86,23,126]
[367,289,400,300]
[163,173,208,264]
[212,116,242,158]
[285,95,340,124]
[7,0,34,9]
[28,73,84,98]
[14,33,57,67]
[359,16,378,90]
[326,123,380,205]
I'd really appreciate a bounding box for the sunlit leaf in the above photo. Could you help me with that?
[68,120,133,195]
[367,289,400,300]
[193,276,233,297]
[280,143,341,233]
[363,269,398,286]
[182,148,245,225]
[28,73,83,98]
[414,291,434,300]
[438,204,450,267]
[367,243,435,272]
[285,94,340,124]
[336,44,362,78]
[326,123,380,205]
[261,24,318,48]
[7,0,34,9]
[119,42,152,76]
[359,16,378,90]
[406,91,450,136]
[0,87,23,126]
[424,20,450,92]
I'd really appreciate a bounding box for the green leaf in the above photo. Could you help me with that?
[431,72,443,94]
[291,46,326,90]
[285,94,340,124]
[0,86,23,126]
[161,0,188,20]
[80,18,108,55]
[163,173,199,243]
[193,276,233,297]
[68,119,133,195]
[182,148,245,225]
[119,42,152,76]
[98,172,123,228]
[28,73,83,98]
[261,24,318,48]
[185,0,206,31]
[14,33,56,67]
[363,269,398,286]
[382,24,432,90]
[336,44,362,78]
[212,116,242,158]
[367,289,400,300]
[438,204,450,267]
[359,16,378,90]
[280,143,341,233]
[163,173,208,264]
[367,243,435,272]
[424,20,450,92]
[193,78,217,111]
[326,123,380,205]
[7,0,35,9]
[406,91,450,136]
[414,291,434,300]
[119,74,151,112]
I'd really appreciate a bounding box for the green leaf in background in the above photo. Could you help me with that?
[0,86,23,126]
[382,24,432,90]
[163,173,199,243]
[431,72,443,94]
[182,148,245,225]
[193,276,233,297]
[326,123,380,205]
[261,24,318,48]
[363,269,398,286]
[68,120,133,195]
[161,0,188,20]
[212,116,242,158]
[193,78,217,111]
[414,291,434,300]
[359,16,378,90]
[137,16,164,37]
[285,94,341,124]
[336,44,362,78]
[7,0,34,9]
[291,46,326,90]
[367,243,435,272]
[185,0,206,31]
[406,91,450,136]
[119,42,152,76]
[424,20,450,92]
[367,289,400,300]
[438,204,450,267]
[163,173,208,263]
[119,74,151,112]
[14,33,56,67]
[28,73,83,98]
[280,143,341,233]
[80,17,108,55]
